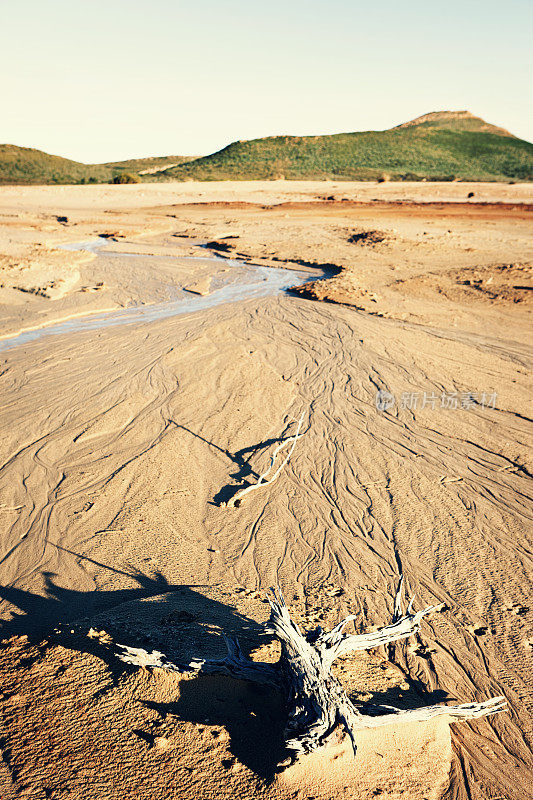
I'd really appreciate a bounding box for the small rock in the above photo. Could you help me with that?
[87,627,104,639]
[278,756,293,768]
[469,625,489,636]
[153,736,171,752]
[161,609,196,625]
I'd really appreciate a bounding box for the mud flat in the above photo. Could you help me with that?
[0,182,531,799]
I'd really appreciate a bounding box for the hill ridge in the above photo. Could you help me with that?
[0,144,193,185]
[1,111,531,184]
[393,110,515,138]
[159,112,532,183]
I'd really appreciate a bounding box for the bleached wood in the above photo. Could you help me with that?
[351,696,507,729]
[116,578,506,761]
[118,636,280,685]
[222,413,305,507]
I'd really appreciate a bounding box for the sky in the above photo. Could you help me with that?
[2,0,532,163]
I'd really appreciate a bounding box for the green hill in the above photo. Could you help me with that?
[0,146,193,185]
[2,112,531,184]
[159,112,532,182]
[0,145,110,185]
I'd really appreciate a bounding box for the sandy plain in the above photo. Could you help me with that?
[0,180,531,800]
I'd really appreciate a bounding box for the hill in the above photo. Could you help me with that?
[0,146,193,185]
[102,155,195,175]
[1,112,531,185]
[159,112,532,182]
[0,145,111,185]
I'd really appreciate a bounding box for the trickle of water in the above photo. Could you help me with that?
[0,238,317,352]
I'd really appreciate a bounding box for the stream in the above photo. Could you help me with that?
[0,238,317,352]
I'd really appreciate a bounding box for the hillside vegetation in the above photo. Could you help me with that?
[0,145,111,185]
[102,155,195,175]
[0,146,192,185]
[1,112,531,185]
[160,124,532,183]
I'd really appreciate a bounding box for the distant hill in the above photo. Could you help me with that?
[1,112,531,184]
[158,112,532,182]
[102,155,195,175]
[0,145,109,185]
[0,146,193,185]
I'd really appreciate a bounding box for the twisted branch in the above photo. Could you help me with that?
[116,578,506,761]
[222,413,305,507]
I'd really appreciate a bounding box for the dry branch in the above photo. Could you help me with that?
[117,578,506,762]
[222,413,305,507]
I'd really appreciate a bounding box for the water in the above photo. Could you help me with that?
[0,239,314,352]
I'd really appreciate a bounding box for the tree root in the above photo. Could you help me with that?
[117,578,506,762]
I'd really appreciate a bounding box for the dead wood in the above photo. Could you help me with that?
[117,578,506,761]
[222,413,305,508]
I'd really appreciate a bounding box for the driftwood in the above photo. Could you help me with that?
[117,579,506,761]
[222,413,305,508]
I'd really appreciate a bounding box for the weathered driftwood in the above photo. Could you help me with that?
[222,413,305,508]
[117,579,506,760]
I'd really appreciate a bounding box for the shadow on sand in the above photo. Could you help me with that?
[171,421,293,507]
[0,550,189,638]
[0,553,451,780]
[0,555,288,778]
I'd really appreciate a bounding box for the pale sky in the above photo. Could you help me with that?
[2,0,532,163]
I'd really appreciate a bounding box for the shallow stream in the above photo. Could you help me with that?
[0,238,315,352]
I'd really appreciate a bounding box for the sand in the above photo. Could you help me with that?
[0,181,531,799]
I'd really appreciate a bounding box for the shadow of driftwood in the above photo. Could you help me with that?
[1,573,286,779]
[353,681,449,713]
[170,421,259,480]
[93,585,286,777]
[101,584,287,777]
[212,435,298,506]
[172,421,291,507]
[170,419,307,507]
[144,675,286,778]
[87,583,269,666]
[0,549,209,638]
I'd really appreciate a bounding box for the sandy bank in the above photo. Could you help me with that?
[0,179,532,213]
[0,182,531,799]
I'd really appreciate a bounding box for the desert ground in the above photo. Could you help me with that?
[0,180,531,800]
